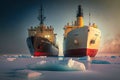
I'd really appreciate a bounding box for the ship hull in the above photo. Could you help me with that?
[27,36,58,57]
[63,26,101,57]
[64,48,98,57]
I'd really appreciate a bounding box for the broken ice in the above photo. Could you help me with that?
[68,58,86,71]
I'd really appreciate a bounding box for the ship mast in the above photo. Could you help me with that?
[38,5,46,25]
[89,12,91,26]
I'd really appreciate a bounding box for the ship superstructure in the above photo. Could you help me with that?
[27,6,58,56]
[63,5,101,57]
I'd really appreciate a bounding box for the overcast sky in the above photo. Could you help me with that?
[0,0,120,56]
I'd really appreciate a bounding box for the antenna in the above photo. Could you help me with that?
[89,12,91,26]
[38,4,46,25]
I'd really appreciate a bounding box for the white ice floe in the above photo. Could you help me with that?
[28,61,67,71]
[16,69,42,79]
[37,60,47,65]
[68,58,86,71]
[7,58,16,61]
[28,59,86,71]
[58,56,64,60]
[31,56,47,59]
[40,56,47,59]
[86,56,91,61]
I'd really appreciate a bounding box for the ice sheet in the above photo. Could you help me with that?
[0,56,120,80]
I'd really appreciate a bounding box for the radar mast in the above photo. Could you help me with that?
[37,5,46,25]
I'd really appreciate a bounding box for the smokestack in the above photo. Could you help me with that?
[77,5,84,27]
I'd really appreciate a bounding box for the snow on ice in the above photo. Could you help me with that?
[7,58,16,61]
[16,69,42,79]
[68,58,86,71]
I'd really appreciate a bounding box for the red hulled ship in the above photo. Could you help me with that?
[63,5,101,57]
